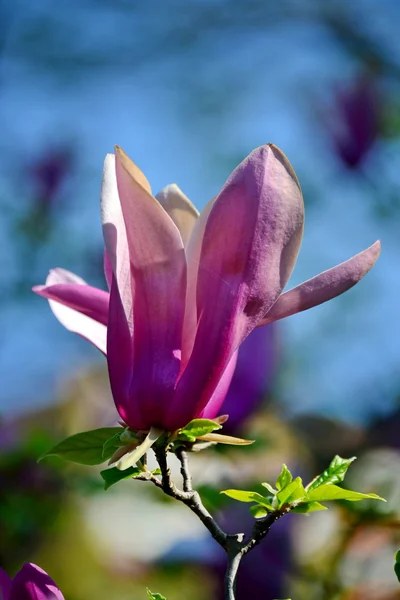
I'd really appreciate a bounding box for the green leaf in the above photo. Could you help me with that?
[291,502,328,514]
[250,505,269,519]
[39,428,123,465]
[261,482,277,495]
[102,431,127,457]
[277,477,306,508]
[177,419,222,442]
[100,466,142,490]
[276,464,293,491]
[146,589,167,600]
[306,484,386,503]
[220,489,274,510]
[307,455,356,491]
[394,550,400,583]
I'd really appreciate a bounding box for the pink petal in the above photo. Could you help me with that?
[10,564,64,600]
[33,282,109,326]
[166,144,304,429]
[259,240,381,325]
[156,184,199,246]
[114,147,187,428]
[33,269,107,354]
[0,568,12,600]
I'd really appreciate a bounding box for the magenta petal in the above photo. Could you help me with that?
[114,147,187,428]
[0,568,12,600]
[107,276,146,430]
[166,145,304,429]
[33,283,109,326]
[259,240,381,325]
[10,564,64,600]
[33,269,108,354]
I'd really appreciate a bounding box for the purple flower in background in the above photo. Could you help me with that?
[34,144,380,432]
[330,75,380,169]
[28,146,73,209]
[214,325,278,435]
[0,563,64,600]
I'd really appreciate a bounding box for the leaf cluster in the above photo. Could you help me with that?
[221,456,385,518]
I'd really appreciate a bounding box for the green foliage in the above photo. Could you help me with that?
[102,430,132,458]
[394,550,400,583]
[291,502,328,514]
[250,505,269,518]
[146,589,167,599]
[220,456,385,519]
[175,419,254,447]
[176,418,222,442]
[306,455,356,491]
[261,482,277,495]
[220,489,274,510]
[100,466,161,490]
[100,466,143,490]
[276,464,293,491]
[305,484,384,503]
[39,428,123,465]
[276,477,306,507]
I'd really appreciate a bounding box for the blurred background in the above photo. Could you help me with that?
[0,0,399,598]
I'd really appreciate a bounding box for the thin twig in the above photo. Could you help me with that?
[154,445,228,548]
[134,472,163,489]
[152,443,285,599]
[175,447,193,492]
[242,510,282,554]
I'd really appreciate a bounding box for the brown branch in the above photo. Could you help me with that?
[153,444,228,548]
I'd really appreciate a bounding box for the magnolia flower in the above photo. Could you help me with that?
[34,145,380,433]
[0,563,64,600]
